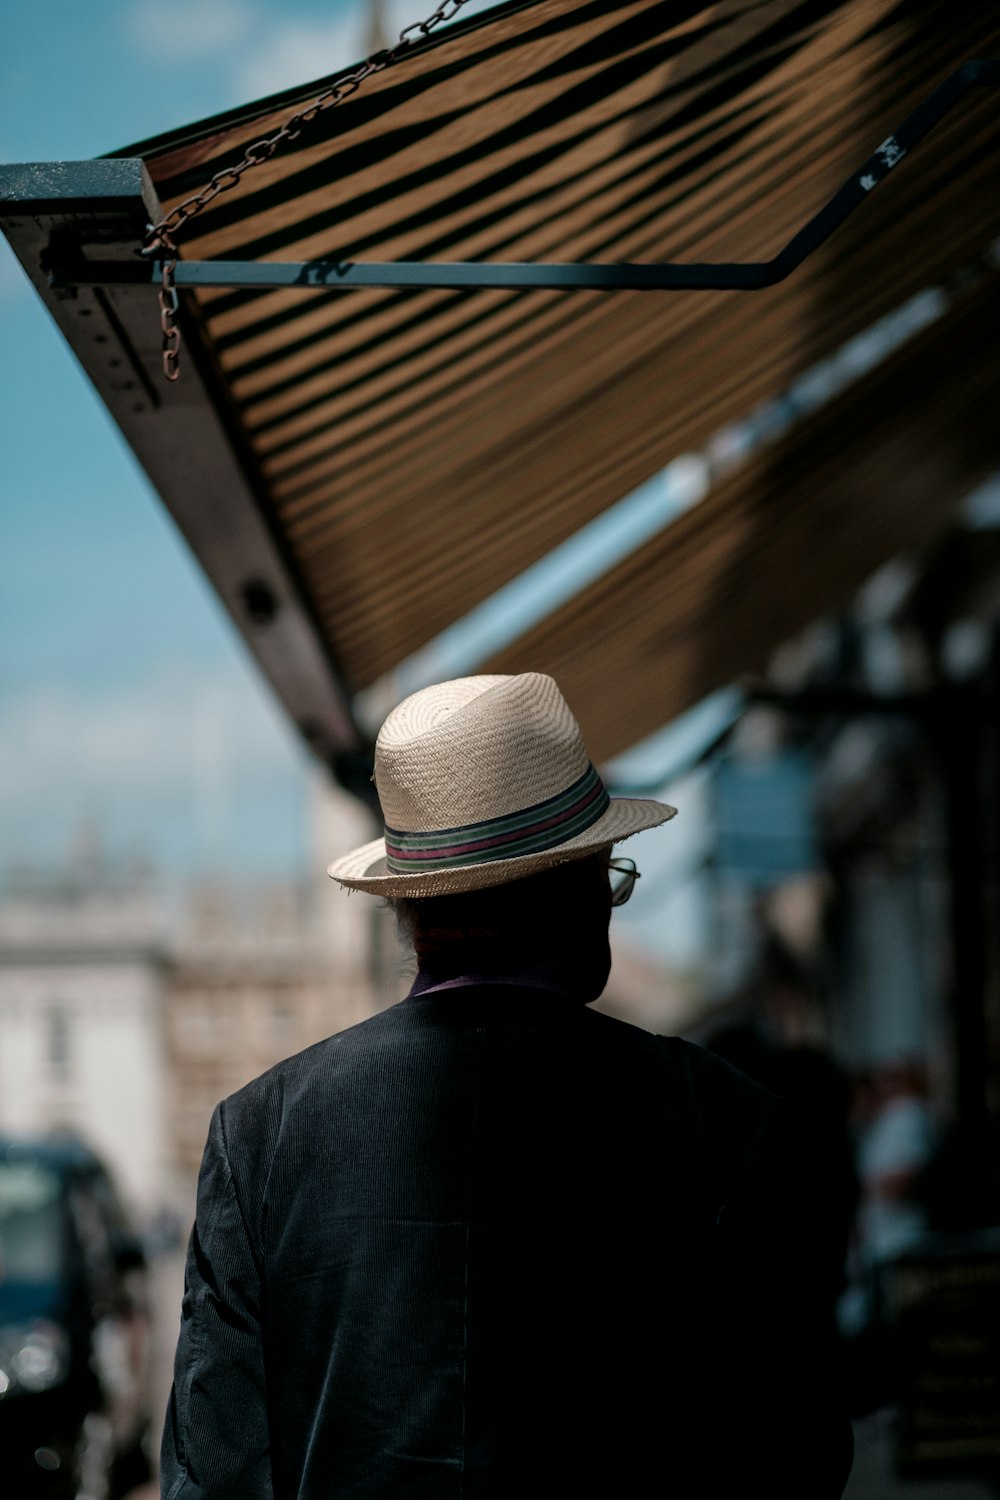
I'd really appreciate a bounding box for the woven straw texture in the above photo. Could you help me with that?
[328,673,675,896]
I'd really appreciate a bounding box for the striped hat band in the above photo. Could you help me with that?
[384,763,610,873]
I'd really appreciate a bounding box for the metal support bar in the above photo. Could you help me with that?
[47,58,999,294]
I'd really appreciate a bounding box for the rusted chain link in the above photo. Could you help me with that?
[156,235,181,382]
[141,0,475,379]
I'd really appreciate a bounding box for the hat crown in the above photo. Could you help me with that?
[374,673,592,834]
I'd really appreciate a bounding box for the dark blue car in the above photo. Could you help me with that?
[0,1136,152,1497]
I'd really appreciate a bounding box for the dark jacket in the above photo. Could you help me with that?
[161,982,853,1498]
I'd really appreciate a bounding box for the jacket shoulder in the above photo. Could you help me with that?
[659,1035,778,1145]
[223,1003,400,1118]
[659,1035,776,1113]
[215,1006,404,1196]
[585,1011,776,1113]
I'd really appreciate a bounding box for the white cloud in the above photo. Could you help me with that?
[0,666,301,795]
[385,0,501,43]
[0,664,311,876]
[125,0,512,116]
[129,0,256,61]
[233,15,363,103]
[230,0,501,107]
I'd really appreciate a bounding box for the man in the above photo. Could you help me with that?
[161,672,852,1497]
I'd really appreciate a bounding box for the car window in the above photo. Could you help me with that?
[0,1161,65,1285]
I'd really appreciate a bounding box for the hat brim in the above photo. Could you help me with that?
[327,797,677,897]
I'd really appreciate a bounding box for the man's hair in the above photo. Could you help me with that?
[390,851,610,977]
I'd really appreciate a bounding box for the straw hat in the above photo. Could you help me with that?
[327,672,676,897]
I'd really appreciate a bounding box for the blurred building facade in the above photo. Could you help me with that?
[697,477,1000,1236]
[0,778,394,1218]
[165,872,386,1183]
[0,853,168,1216]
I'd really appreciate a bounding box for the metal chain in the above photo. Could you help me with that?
[156,233,181,381]
[141,0,474,379]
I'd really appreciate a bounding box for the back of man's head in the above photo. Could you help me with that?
[391,850,613,997]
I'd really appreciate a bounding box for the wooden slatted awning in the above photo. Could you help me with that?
[483,273,1000,757]
[3,0,999,775]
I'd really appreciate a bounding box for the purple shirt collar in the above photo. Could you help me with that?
[407,965,585,1002]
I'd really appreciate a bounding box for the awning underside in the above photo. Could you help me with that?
[98,0,1000,758]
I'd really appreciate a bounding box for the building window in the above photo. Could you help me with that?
[47,1009,71,1080]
